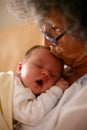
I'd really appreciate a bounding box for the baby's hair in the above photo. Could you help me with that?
[22,45,64,75]
[22,45,50,62]
[22,45,64,72]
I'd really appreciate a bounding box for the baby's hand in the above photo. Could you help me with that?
[55,78,69,92]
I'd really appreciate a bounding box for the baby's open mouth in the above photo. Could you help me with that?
[36,80,43,86]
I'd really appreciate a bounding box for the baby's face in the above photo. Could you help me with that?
[17,48,63,95]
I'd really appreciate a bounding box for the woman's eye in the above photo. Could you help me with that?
[51,24,64,33]
[55,28,61,32]
[50,25,59,32]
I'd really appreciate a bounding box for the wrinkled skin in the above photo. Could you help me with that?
[43,9,87,84]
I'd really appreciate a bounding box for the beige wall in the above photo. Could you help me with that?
[0,22,43,72]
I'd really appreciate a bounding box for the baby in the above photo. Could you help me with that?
[0,45,69,130]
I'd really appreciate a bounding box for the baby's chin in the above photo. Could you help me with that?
[32,89,45,97]
[33,91,42,97]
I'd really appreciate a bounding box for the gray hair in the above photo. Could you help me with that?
[8,0,87,40]
[8,0,58,22]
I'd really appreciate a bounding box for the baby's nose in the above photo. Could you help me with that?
[41,70,50,81]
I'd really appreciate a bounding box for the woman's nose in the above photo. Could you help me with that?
[41,70,50,81]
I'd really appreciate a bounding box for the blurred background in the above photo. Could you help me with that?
[0,0,43,72]
[0,0,19,29]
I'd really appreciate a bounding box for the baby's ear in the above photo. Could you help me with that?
[16,62,22,75]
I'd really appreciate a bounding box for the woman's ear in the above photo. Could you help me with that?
[16,62,23,75]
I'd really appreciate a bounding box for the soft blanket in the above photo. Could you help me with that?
[0,71,14,130]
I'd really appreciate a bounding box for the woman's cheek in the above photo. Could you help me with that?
[43,37,53,46]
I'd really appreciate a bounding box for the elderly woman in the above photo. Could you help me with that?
[8,0,87,130]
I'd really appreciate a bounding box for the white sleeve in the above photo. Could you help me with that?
[13,82,63,126]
